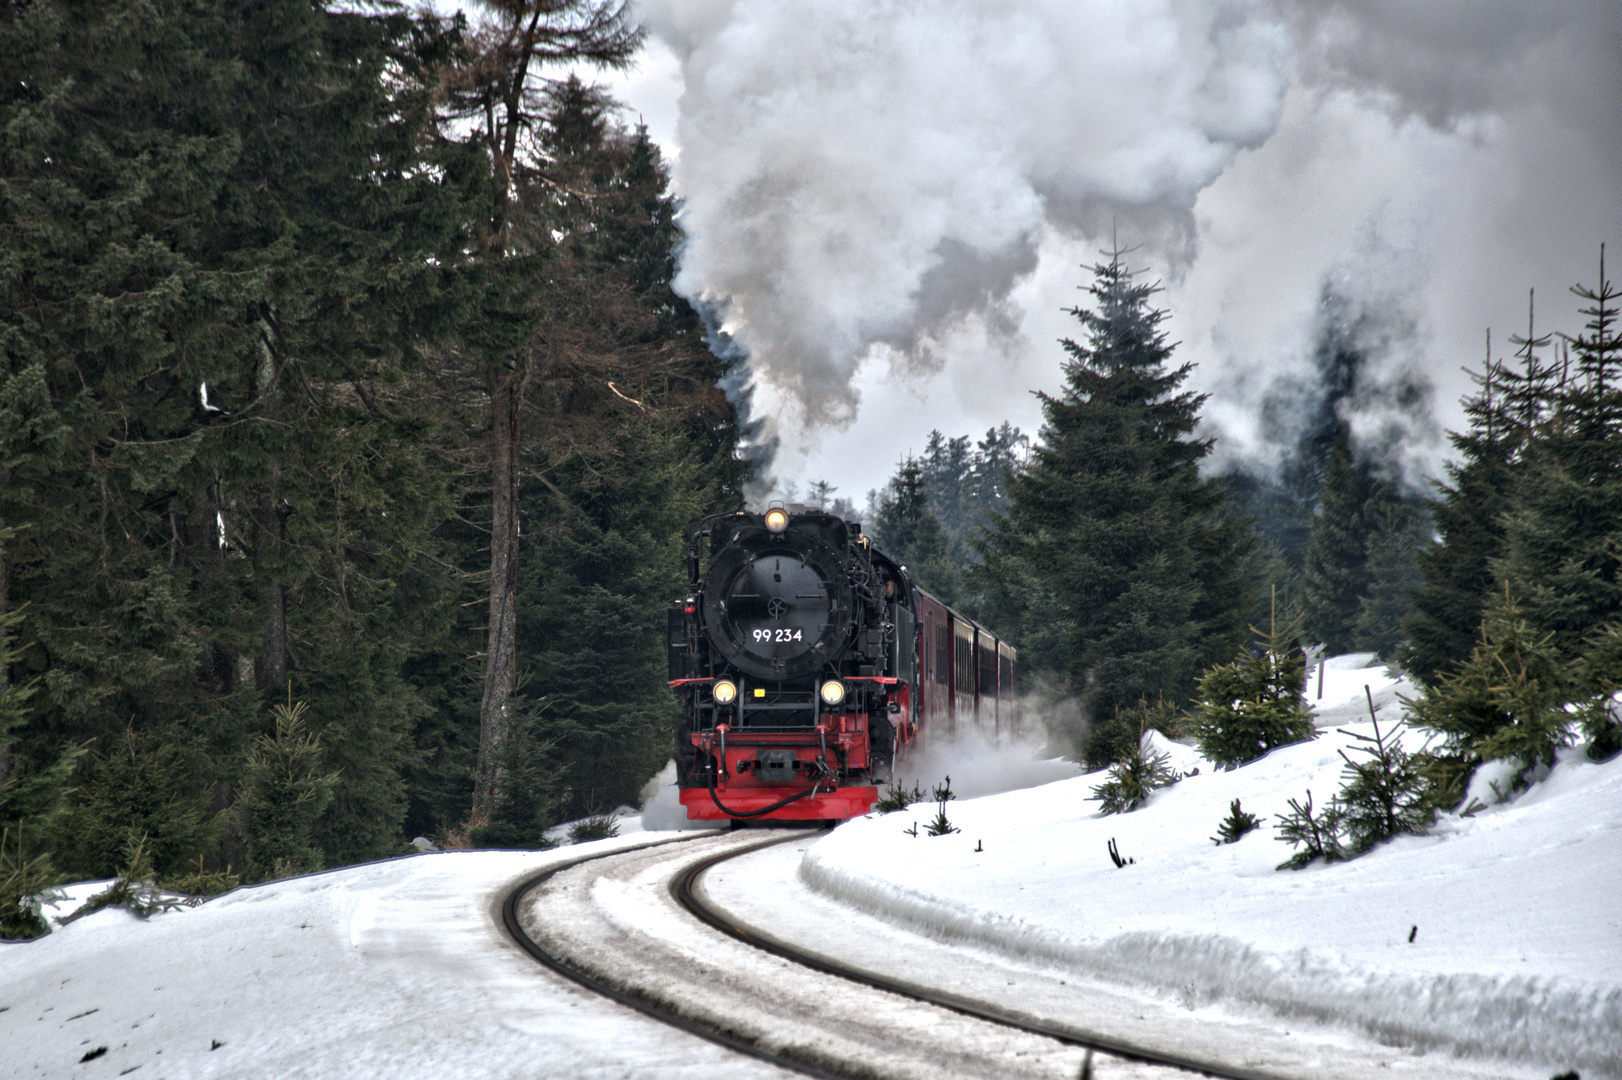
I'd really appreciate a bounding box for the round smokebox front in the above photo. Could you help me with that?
[704,531,852,682]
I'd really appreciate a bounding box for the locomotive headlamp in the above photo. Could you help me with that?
[712,679,738,705]
[764,507,789,533]
[819,679,846,707]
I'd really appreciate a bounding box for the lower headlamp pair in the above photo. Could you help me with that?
[709,679,846,707]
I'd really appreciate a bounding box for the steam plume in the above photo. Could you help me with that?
[634,0,1621,491]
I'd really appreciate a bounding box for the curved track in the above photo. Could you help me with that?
[502,830,1291,1080]
[671,834,1284,1080]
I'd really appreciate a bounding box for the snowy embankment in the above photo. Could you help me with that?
[802,655,1622,1077]
[0,838,795,1080]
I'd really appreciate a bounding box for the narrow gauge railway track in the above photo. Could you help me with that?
[503,831,1292,1080]
[672,835,1286,1080]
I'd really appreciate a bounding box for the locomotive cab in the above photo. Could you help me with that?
[668,507,918,821]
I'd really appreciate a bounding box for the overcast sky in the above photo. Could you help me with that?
[578,0,1621,508]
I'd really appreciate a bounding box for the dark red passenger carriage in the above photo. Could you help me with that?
[667,507,1016,822]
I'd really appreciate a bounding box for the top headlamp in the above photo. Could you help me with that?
[764,508,789,533]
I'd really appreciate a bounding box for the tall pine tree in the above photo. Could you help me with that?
[1400,346,1526,685]
[872,457,955,602]
[1,0,477,875]
[975,249,1251,749]
[1495,250,1622,663]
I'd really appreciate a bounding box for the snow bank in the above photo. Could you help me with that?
[802,658,1622,1077]
[0,838,778,1080]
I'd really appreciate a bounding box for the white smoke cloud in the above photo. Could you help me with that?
[643,0,1290,433]
[1167,0,1621,484]
[626,0,1621,494]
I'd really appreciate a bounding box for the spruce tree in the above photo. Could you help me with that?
[872,457,956,601]
[975,249,1251,743]
[1300,435,1374,653]
[431,2,643,824]
[1407,595,1573,786]
[1300,433,1427,658]
[1495,252,1622,663]
[1190,594,1314,769]
[236,701,338,881]
[458,79,745,837]
[1353,500,1427,660]
[2,1,477,871]
[1400,352,1525,686]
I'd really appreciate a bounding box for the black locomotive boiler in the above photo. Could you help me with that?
[667,506,1017,822]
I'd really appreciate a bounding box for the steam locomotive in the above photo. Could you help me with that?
[667,506,1016,822]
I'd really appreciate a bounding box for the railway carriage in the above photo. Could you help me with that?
[667,506,1015,822]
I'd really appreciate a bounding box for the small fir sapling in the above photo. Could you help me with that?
[1335,687,1434,853]
[236,700,338,881]
[60,834,195,923]
[1,825,62,939]
[1406,592,1573,790]
[1083,695,1184,771]
[1274,789,1347,869]
[1090,741,1177,815]
[1210,799,1260,845]
[924,776,959,836]
[1576,622,1622,761]
[1190,588,1315,769]
[874,780,925,813]
[568,813,620,843]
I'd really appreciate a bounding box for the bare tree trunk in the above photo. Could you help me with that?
[0,516,12,791]
[253,321,288,698]
[473,368,522,818]
[255,485,288,698]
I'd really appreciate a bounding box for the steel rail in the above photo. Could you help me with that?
[672,834,1295,1080]
[499,832,845,1080]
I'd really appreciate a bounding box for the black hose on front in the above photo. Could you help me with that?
[705,756,833,819]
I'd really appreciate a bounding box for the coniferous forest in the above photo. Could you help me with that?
[2,1,1619,939]
[0,0,743,920]
[869,246,1621,778]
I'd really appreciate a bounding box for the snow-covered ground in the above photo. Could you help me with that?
[0,840,792,1080]
[806,656,1622,1077]
[4,655,1617,1078]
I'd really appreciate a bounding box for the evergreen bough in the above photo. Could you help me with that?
[59,834,196,924]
